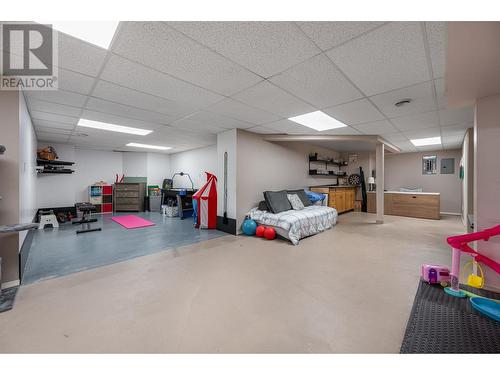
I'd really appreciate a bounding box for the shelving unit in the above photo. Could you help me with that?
[308,156,348,177]
[37,159,75,174]
[89,185,113,214]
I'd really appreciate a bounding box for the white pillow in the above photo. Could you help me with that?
[287,193,305,210]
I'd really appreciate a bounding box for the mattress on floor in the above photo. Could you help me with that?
[248,205,338,245]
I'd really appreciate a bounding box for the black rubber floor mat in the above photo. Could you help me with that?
[401,281,500,353]
[0,286,19,313]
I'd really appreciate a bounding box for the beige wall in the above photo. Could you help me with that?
[235,130,341,229]
[474,94,500,291]
[385,150,463,214]
[0,91,21,284]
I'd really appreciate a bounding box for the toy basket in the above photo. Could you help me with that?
[162,205,179,217]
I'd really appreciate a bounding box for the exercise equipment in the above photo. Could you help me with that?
[73,203,102,234]
[256,225,266,237]
[264,227,276,240]
[241,219,257,236]
[38,210,59,229]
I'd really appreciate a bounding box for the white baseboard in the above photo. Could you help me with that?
[1,279,20,289]
[440,212,461,216]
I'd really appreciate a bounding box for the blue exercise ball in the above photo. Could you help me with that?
[241,219,257,236]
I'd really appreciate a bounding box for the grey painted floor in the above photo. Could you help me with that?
[22,212,227,285]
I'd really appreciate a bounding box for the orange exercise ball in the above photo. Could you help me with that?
[256,225,266,237]
[264,227,276,240]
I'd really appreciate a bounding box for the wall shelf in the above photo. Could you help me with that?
[36,158,75,174]
[308,155,348,176]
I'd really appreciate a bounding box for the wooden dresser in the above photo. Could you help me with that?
[367,191,440,220]
[310,186,357,214]
[114,183,146,212]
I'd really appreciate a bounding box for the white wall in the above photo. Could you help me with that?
[235,130,342,228]
[18,92,38,248]
[170,145,217,189]
[73,149,123,202]
[384,150,463,214]
[122,152,147,178]
[147,152,170,187]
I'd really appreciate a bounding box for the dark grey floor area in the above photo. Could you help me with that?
[22,212,227,285]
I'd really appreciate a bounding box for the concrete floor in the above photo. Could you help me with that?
[0,212,465,353]
[23,212,227,284]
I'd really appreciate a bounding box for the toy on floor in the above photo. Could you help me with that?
[255,225,266,237]
[441,225,500,322]
[241,218,257,236]
[264,227,276,240]
[421,264,450,286]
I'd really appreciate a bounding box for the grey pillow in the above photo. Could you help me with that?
[264,190,292,214]
[258,200,269,211]
[287,189,312,207]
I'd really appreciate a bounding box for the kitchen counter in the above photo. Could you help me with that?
[309,185,359,189]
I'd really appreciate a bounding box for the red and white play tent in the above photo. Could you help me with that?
[193,172,217,229]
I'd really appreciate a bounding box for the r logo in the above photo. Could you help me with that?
[2,23,53,76]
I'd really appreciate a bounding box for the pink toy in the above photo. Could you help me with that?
[421,264,451,286]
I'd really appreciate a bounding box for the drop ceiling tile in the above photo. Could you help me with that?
[30,110,78,125]
[264,119,316,135]
[441,123,471,137]
[32,118,76,130]
[297,21,385,51]
[34,126,72,136]
[434,78,447,109]
[391,111,440,131]
[25,90,87,107]
[170,117,226,134]
[381,132,408,143]
[269,54,363,109]
[206,98,280,125]
[353,120,397,135]
[246,126,280,134]
[320,126,362,135]
[416,144,443,152]
[232,81,315,118]
[36,132,69,143]
[91,80,195,120]
[438,107,474,127]
[57,69,96,95]
[56,32,107,77]
[369,81,436,118]
[85,97,175,125]
[27,99,82,117]
[112,22,262,96]
[169,22,320,78]
[100,54,224,108]
[443,141,463,150]
[327,22,430,95]
[323,98,384,126]
[442,134,465,144]
[403,126,441,139]
[425,22,446,79]
[174,110,255,130]
[392,140,417,152]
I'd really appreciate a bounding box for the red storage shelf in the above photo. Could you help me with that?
[103,185,113,195]
[89,185,113,214]
[102,203,113,213]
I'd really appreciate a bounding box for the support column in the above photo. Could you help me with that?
[375,143,384,224]
[474,94,500,291]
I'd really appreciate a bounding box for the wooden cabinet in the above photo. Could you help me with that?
[310,186,356,214]
[114,183,146,212]
[367,192,440,220]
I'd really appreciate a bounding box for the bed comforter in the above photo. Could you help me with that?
[248,205,338,245]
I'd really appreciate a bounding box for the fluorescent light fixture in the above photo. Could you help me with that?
[126,143,171,151]
[288,111,348,131]
[47,21,119,49]
[77,119,152,136]
[410,136,442,146]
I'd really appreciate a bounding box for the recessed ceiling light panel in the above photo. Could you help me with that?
[288,111,348,131]
[77,119,152,136]
[45,21,119,49]
[126,143,171,151]
[410,136,442,146]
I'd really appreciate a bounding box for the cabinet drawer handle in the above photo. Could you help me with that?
[412,196,417,198]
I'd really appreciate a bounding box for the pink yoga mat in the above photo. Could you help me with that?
[111,215,156,229]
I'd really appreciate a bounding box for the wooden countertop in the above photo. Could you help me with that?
[366,191,440,196]
[309,185,358,189]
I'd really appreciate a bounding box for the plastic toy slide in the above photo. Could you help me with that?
[470,297,500,322]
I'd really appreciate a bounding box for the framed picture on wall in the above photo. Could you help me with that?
[422,155,437,175]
